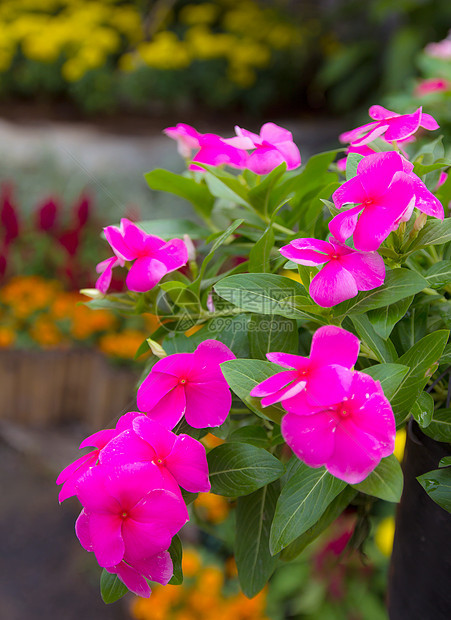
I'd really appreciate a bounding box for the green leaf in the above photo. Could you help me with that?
[411,391,434,428]
[202,166,250,206]
[346,153,364,180]
[350,315,398,363]
[207,442,285,497]
[248,227,275,273]
[421,408,451,443]
[367,296,414,339]
[351,455,403,502]
[412,159,451,178]
[417,467,451,513]
[269,463,347,554]
[220,358,286,423]
[425,260,451,289]
[407,218,451,254]
[248,314,298,360]
[168,535,183,585]
[248,162,287,215]
[362,363,410,400]
[390,331,449,424]
[280,486,357,561]
[440,457,451,467]
[144,169,214,219]
[235,482,280,597]
[137,219,209,239]
[230,425,269,448]
[333,269,427,318]
[214,273,311,320]
[100,569,128,604]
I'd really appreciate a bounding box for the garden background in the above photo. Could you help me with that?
[1,1,450,619]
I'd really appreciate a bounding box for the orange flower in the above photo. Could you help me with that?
[0,276,59,319]
[181,548,202,578]
[98,329,146,359]
[29,315,64,347]
[194,492,230,524]
[201,433,224,449]
[0,325,15,347]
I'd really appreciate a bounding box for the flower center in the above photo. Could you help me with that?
[121,511,128,519]
[363,198,373,207]
[337,403,352,418]
[179,378,187,385]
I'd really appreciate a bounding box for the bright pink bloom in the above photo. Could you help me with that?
[424,34,451,59]
[250,326,359,409]
[137,340,235,429]
[280,237,385,307]
[339,105,439,147]
[164,123,202,158]
[398,156,444,220]
[190,133,247,171]
[95,255,124,294]
[56,412,140,503]
[331,152,416,251]
[281,371,396,484]
[75,463,188,569]
[103,218,188,293]
[105,552,173,598]
[225,122,301,174]
[415,78,450,97]
[100,416,211,493]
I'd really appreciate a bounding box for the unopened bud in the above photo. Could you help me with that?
[413,212,427,233]
[146,338,167,358]
[80,288,102,299]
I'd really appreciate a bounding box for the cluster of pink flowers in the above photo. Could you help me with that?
[282,107,443,307]
[57,340,235,596]
[95,218,188,294]
[164,122,301,175]
[250,326,396,483]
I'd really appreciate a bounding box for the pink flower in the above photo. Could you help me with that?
[100,416,211,493]
[35,197,59,232]
[56,412,140,503]
[281,371,396,483]
[95,255,124,294]
[103,218,188,293]
[137,339,236,429]
[250,326,359,409]
[190,133,247,171]
[425,34,451,59]
[330,152,416,251]
[415,78,450,97]
[336,144,376,172]
[399,156,444,220]
[225,122,301,174]
[339,105,439,147]
[280,237,385,307]
[163,123,202,158]
[105,552,173,598]
[75,462,188,570]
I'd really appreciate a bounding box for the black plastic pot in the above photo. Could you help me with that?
[388,418,451,620]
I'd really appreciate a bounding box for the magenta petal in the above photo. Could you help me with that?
[281,410,336,467]
[132,416,176,460]
[107,562,151,597]
[134,550,173,586]
[137,371,179,413]
[280,239,330,266]
[184,380,232,427]
[165,434,211,492]
[310,325,360,368]
[307,365,353,407]
[274,141,301,170]
[333,176,366,209]
[420,112,440,130]
[368,105,394,121]
[99,430,156,467]
[159,238,189,272]
[76,468,121,513]
[339,121,379,144]
[339,251,385,290]
[260,122,293,143]
[261,380,306,407]
[116,411,142,432]
[57,451,96,486]
[79,428,117,450]
[75,509,93,551]
[328,205,363,243]
[89,512,125,567]
[384,108,421,142]
[327,421,383,484]
[190,339,235,382]
[266,352,309,370]
[358,152,404,197]
[281,390,323,415]
[144,385,187,430]
[126,257,167,292]
[408,173,444,219]
[122,519,171,563]
[246,146,285,175]
[131,489,188,532]
[352,394,395,456]
[95,257,117,294]
[104,225,136,261]
[104,464,165,511]
[309,262,359,307]
[121,219,150,254]
[153,353,194,378]
[250,370,297,398]
[351,124,388,147]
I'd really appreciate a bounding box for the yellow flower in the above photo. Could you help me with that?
[194,492,230,524]
[71,304,116,340]
[181,548,202,578]
[29,314,64,347]
[62,57,86,82]
[374,516,395,557]
[0,276,59,319]
[179,3,220,26]
[394,427,406,463]
[0,325,15,348]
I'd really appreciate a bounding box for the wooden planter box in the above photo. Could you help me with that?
[0,348,140,430]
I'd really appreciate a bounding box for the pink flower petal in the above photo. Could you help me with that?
[333,176,366,209]
[130,489,188,532]
[58,453,98,502]
[89,512,125,567]
[122,518,172,563]
[76,468,121,513]
[420,112,440,131]
[152,353,194,378]
[357,152,404,198]
[309,261,359,307]
[106,562,151,597]
[158,238,189,272]
[126,257,168,292]
[143,384,187,430]
[75,509,93,551]
[132,416,176,461]
[310,325,360,369]
[79,429,117,450]
[327,420,383,484]
[133,550,173,585]
[116,411,143,432]
[274,141,301,170]
[95,256,119,294]
[266,352,310,370]
[383,108,421,142]
[260,122,293,143]
[407,173,444,219]
[250,370,298,398]
[339,121,380,144]
[281,410,337,467]
[328,205,363,243]
[99,430,156,468]
[104,225,136,261]
[339,251,385,291]
[121,219,151,255]
[137,371,180,413]
[368,105,395,121]
[184,380,232,427]
[246,145,286,175]
[190,340,235,383]
[280,239,330,266]
[165,434,211,492]
[307,365,354,407]
[351,124,388,147]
